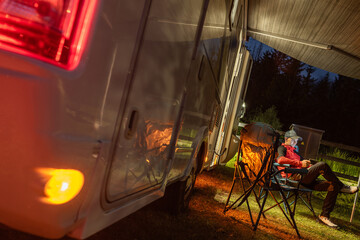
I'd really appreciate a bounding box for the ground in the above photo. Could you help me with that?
[87,167,310,240]
[2,166,358,239]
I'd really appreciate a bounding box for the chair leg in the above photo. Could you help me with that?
[278,189,301,238]
[224,177,237,212]
[284,191,290,214]
[224,165,256,213]
[305,191,317,218]
[224,169,243,211]
[285,190,317,219]
[268,191,290,215]
[253,188,266,219]
[253,189,269,231]
[224,166,237,208]
[246,198,255,227]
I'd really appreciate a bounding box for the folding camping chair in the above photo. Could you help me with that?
[224,122,279,226]
[223,141,269,226]
[223,122,312,238]
[271,163,316,218]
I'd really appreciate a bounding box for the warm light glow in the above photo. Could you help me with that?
[145,123,172,152]
[37,168,84,204]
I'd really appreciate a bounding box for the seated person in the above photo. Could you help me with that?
[277,129,359,228]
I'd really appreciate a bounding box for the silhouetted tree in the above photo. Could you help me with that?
[245,49,279,113]
[245,39,360,146]
[302,65,316,96]
[326,75,360,145]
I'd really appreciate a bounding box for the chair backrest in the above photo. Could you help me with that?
[240,122,277,148]
[239,122,278,181]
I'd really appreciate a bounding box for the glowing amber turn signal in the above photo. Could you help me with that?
[37,169,84,204]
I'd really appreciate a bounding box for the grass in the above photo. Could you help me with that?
[316,147,360,211]
[227,150,360,210]
[318,147,360,179]
[221,155,360,240]
[220,190,360,239]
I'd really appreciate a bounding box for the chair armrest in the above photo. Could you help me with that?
[284,168,308,175]
[274,162,308,174]
[273,162,290,168]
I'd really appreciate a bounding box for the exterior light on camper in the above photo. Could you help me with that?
[239,102,246,118]
[0,0,98,70]
[37,168,84,204]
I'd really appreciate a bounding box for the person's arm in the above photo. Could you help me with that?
[294,147,312,167]
[295,147,304,160]
[277,145,303,168]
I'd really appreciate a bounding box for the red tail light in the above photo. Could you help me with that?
[0,0,97,70]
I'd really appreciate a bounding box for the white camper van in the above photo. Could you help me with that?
[0,0,252,238]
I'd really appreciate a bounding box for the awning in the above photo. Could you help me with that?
[247,0,360,79]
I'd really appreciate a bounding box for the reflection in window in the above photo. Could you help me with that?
[230,0,239,27]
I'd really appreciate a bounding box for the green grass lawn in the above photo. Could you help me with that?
[221,156,360,240]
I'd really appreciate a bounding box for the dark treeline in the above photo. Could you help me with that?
[244,43,360,147]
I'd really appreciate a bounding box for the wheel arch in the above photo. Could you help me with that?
[189,126,209,176]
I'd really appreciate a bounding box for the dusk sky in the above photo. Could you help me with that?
[246,38,339,82]
[243,37,360,147]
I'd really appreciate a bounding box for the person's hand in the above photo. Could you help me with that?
[301,160,311,168]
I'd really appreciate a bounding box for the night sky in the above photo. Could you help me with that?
[244,38,360,148]
[246,38,338,82]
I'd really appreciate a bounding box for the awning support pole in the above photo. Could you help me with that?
[350,172,360,222]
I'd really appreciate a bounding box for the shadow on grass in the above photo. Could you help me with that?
[211,165,360,239]
[330,216,360,235]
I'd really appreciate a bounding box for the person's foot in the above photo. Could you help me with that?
[340,185,359,194]
[318,215,338,228]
